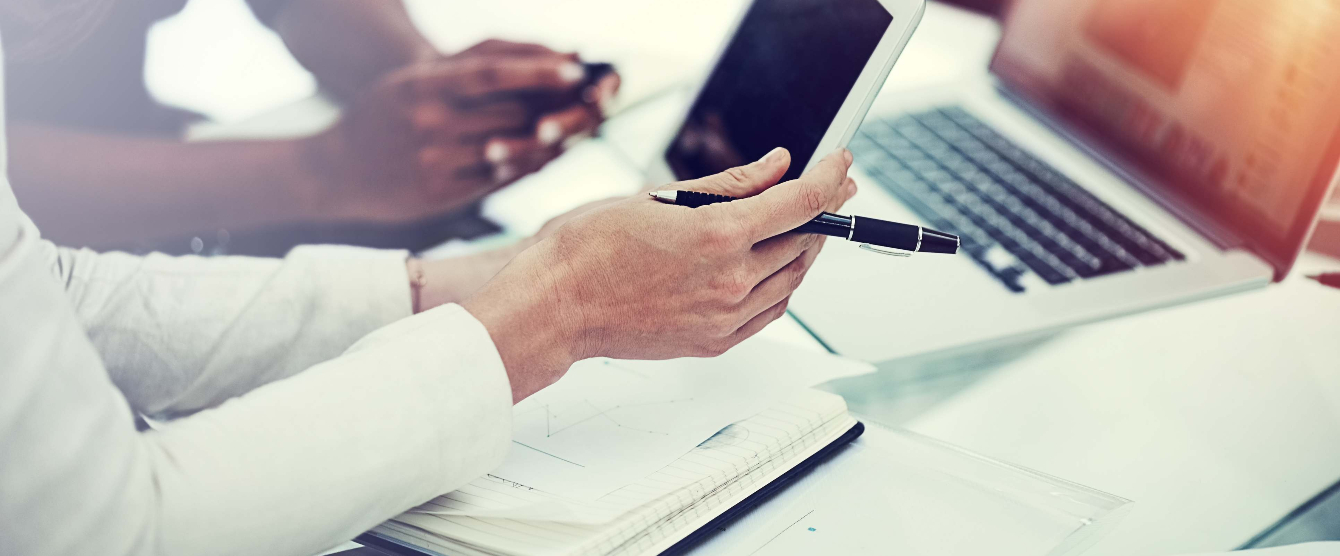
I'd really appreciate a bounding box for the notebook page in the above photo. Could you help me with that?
[433,391,846,526]
[389,395,848,554]
[379,416,856,556]
[371,390,851,556]
[490,340,872,501]
[380,410,853,556]
[395,342,871,522]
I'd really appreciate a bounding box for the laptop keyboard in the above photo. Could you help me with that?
[849,106,1184,293]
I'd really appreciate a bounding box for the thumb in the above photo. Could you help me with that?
[677,147,791,198]
[717,148,853,242]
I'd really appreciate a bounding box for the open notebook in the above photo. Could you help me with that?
[360,389,859,556]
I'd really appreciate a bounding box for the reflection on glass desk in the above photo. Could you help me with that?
[818,332,1058,427]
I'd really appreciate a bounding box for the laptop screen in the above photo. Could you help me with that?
[665,0,893,183]
[991,0,1340,276]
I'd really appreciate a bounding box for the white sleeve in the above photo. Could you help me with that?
[46,241,415,418]
[0,212,514,556]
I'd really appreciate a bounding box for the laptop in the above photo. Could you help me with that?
[758,0,1340,364]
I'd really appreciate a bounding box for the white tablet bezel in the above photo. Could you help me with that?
[644,0,927,185]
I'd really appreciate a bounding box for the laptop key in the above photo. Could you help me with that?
[855,109,1187,293]
[857,151,1029,291]
[891,121,1106,278]
[917,170,1077,284]
[936,111,1185,264]
[923,110,1184,265]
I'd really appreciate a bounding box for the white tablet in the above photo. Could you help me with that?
[646,0,925,185]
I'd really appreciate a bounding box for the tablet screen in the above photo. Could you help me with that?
[665,0,893,182]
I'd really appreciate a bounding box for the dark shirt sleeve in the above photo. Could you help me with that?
[3,0,195,135]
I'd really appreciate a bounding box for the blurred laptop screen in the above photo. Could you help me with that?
[991,0,1340,269]
[666,0,893,183]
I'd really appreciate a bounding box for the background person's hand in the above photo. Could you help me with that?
[462,147,858,402]
[300,39,620,224]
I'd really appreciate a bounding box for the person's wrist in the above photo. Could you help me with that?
[290,128,353,222]
[414,244,528,313]
[264,136,326,223]
[289,134,331,222]
[461,247,588,402]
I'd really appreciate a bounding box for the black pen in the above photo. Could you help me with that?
[649,190,959,256]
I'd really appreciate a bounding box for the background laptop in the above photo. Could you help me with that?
[787,0,1340,364]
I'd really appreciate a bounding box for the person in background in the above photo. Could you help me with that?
[0,0,618,253]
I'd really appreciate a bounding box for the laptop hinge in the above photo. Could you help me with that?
[992,83,1249,253]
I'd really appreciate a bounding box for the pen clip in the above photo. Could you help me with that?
[859,244,914,257]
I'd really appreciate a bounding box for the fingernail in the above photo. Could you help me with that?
[485,142,509,163]
[842,148,853,166]
[538,120,563,145]
[558,62,585,84]
[759,147,784,164]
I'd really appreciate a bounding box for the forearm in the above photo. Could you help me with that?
[49,239,413,417]
[2,233,512,555]
[47,223,532,416]
[8,123,322,247]
[267,0,437,101]
[135,306,513,556]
